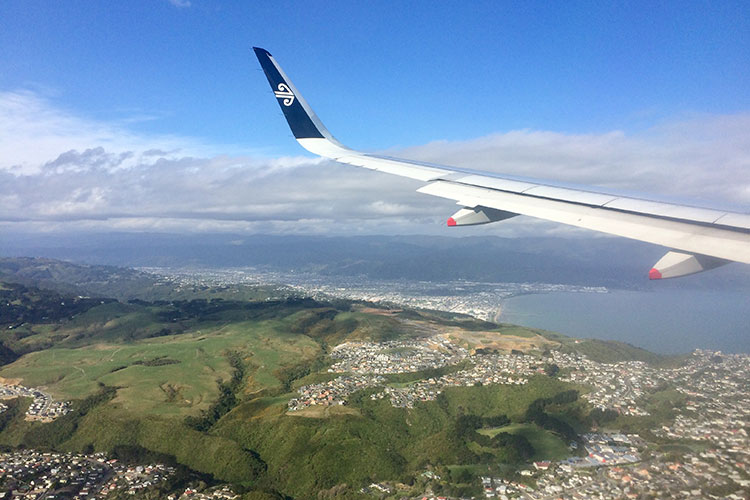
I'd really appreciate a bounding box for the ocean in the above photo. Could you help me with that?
[499,288,750,354]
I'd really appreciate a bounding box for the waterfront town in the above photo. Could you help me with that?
[328,337,469,374]
[369,352,532,409]
[286,334,749,498]
[0,344,747,498]
[168,485,240,500]
[288,374,386,412]
[141,267,607,322]
[288,337,537,411]
[291,334,673,413]
[0,263,747,498]
[0,450,179,498]
[0,383,70,421]
[0,449,244,499]
[477,429,747,500]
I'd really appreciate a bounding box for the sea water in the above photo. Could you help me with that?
[500,288,750,354]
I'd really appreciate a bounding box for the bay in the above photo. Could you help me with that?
[499,289,750,354]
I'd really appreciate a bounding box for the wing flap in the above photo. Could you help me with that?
[602,198,727,224]
[706,212,750,230]
[417,180,750,264]
[452,175,538,194]
[522,185,618,206]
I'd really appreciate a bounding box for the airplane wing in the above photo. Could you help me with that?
[253,47,750,279]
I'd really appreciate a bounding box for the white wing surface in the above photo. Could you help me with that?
[253,47,750,279]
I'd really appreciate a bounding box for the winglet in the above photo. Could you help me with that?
[253,47,332,140]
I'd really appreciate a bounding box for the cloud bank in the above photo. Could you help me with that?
[1,90,749,237]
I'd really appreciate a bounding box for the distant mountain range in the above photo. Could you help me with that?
[0,256,159,299]
[2,232,749,290]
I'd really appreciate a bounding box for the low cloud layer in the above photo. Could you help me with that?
[1,90,748,237]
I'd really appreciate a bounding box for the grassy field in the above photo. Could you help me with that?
[5,302,169,353]
[0,315,320,417]
[557,338,668,364]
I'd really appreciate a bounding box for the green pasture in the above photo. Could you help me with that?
[495,325,538,338]
[0,318,320,417]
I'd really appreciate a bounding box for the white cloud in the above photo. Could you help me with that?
[0,90,215,174]
[1,90,748,237]
[397,114,750,208]
[167,0,191,8]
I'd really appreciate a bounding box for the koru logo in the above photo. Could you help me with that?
[274,83,295,106]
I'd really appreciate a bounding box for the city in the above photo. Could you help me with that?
[285,332,749,498]
[139,267,608,322]
[0,449,244,499]
[1,334,748,498]
[1,266,748,498]
[0,383,70,421]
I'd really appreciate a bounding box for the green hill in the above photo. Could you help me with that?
[211,376,582,497]
[0,270,675,498]
[0,256,284,301]
[0,256,159,299]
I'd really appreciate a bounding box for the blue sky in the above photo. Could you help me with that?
[3,1,748,152]
[0,1,748,236]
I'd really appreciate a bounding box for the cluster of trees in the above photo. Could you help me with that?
[288,308,339,335]
[589,407,619,426]
[0,343,18,366]
[451,414,535,463]
[0,282,113,325]
[154,298,247,322]
[150,296,351,326]
[544,363,560,377]
[185,351,246,432]
[275,352,330,393]
[0,398,19,433]
[485,432,535,461]
[287,306,371,344]
[524,390,580,443]
[133,357,181,367]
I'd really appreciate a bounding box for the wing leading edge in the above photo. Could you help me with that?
[253,47,750,279]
